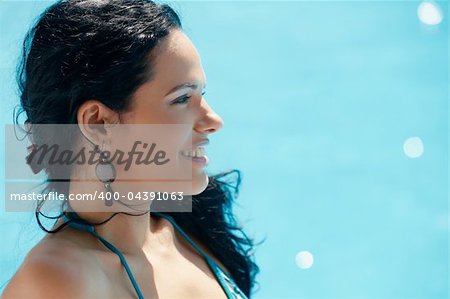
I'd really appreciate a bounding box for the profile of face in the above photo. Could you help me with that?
[77,29,223,197]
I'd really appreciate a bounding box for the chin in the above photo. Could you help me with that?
[190,172,209,195]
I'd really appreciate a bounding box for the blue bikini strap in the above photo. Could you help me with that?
[62,214,145,299]
[62,212,244,299]
[151,212,238,299]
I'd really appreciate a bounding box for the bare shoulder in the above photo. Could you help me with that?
[2,233,97,299]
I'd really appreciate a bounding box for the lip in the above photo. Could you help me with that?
[179,152,209,166]
[194,139,209,147]
[180,139,209,152]
[180,138,209,167]
[190,155,208,165]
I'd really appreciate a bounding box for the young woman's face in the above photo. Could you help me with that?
[120,29,224,195]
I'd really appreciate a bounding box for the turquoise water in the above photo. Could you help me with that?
[0,1,448,298]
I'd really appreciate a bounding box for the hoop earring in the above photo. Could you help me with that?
[95,150,116,207]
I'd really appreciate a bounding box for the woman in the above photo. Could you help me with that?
[2,0,259,298]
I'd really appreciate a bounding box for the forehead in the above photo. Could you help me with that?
[150,29,206,90]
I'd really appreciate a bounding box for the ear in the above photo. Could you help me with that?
[76,100,119,147]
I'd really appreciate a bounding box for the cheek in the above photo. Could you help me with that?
[123,105,170,124]
[125,98,197,124]
[163,106,197,124]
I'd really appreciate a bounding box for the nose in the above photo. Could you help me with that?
[194,99,224,134]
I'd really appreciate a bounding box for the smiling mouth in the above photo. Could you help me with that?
[180,147,206,158]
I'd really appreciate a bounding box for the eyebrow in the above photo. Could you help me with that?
[165,82,206,96]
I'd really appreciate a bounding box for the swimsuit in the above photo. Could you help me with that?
[62,212,248,299]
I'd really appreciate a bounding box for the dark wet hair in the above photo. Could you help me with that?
[15,0,259,296]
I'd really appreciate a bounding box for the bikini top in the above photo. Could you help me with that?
[61,212,248,299]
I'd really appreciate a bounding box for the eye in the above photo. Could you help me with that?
[170,91,206,105]
[171,95,191,105]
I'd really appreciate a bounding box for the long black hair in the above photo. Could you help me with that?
[15,0,259,296]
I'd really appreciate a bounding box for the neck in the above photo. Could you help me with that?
[64,183,180,255]
[81,211,153,252]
